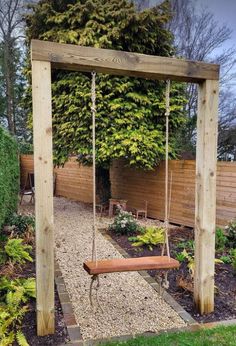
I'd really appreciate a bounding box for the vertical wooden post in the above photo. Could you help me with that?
[32,60,54,335]
[194,79,219,314]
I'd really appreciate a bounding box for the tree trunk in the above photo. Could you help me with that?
[96,166,111,203]
[4,41,15,134]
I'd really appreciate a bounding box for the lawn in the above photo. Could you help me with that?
[101,325,236,346]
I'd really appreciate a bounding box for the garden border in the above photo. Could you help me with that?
[54,228,236,346]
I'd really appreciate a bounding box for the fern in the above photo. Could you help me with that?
[5,239,33,264]
[0,331,15,346]
[21,278,36,299]
[0,277,36,303]
[16,331,29,346]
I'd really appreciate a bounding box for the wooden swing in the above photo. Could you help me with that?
[83,73,179,278]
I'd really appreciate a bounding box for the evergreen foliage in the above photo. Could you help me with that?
[0,126,19,229]
[25,0,186,169]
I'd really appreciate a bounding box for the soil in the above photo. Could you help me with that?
[109,226,236,323]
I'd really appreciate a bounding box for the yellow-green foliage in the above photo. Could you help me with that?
[4,239,33,264]
[131,226,165,251]
[24,0,187,169]
[0,127,19,229]
[0,277,35,346]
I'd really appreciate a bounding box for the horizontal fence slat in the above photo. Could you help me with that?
[20,156,236,227]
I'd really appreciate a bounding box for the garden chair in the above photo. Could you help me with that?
[134,200,148,220]
[20,172,35,204]
[96,195,109,216]
[20,172,57,204]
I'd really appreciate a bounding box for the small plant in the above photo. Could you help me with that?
[177,240,194,251]
[129,226,165,251]
[230,249,236,273]
[6,213,35,235]
[109,209,142,235]
[5,239,33,264]
[175,251,187,263]
[0,277,35,346]
[0,286,31,345]
[225,220,236,248]
[215,227,227,252]
[0,277,36,302]
[220,255,232,264]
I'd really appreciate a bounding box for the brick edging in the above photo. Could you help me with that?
[55,260,84,345]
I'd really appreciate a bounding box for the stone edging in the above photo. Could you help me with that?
[54,228,236,346]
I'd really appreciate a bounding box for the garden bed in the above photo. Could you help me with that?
[0,216,69,345]
[108,226,236,323]
[20,262,69,345]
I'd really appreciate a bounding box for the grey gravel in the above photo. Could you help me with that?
[20,197,186,340]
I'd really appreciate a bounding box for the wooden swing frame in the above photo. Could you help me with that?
[31,39,219,336]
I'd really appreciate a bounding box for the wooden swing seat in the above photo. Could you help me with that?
[83,256,179,275]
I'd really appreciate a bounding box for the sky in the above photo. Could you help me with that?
[150,0,236,51]
[150,0,236,88]
[197,0,236,52]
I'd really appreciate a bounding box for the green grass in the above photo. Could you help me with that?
[101,325,236,346]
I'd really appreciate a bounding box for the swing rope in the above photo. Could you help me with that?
[161,80,171,259]
[91,71,97,264]
[87,74,176,296]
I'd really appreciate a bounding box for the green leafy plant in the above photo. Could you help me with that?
[0,277,35,345]
[177,249,223,278]
[6,214,35,235]
[109,209,142,235]
[0,277,36,302]
[215,227,227,252]
[220,255,232,264]
[175,251,187,263]
[130,226,165,251]
[229,249,236,273]
[177,240,194,251]
[4,239,33,264]
[0,289,29,346]
[225,220,236,248]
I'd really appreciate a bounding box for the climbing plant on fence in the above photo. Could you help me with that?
[0,126,19,229]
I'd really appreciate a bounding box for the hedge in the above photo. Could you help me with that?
[0,127,19,229]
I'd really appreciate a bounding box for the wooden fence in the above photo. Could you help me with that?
[20,155,92,203]
[20,155,236,227]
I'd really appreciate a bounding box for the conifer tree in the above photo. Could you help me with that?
[25,0,186,200]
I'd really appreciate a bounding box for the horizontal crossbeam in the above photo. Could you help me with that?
[31,40,219,83]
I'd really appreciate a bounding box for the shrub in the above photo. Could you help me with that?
[6,213,35,235]
[215,227,227,252]
[225,220,236,248]
[0,127,19,229]
[129,226,165,251]
[109,209,142,235]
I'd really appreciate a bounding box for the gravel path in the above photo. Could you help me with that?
[20,197,186,340]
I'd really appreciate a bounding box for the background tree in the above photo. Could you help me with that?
[25,0,186,200]
[0,0,27,135]
[167,0,236,157]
